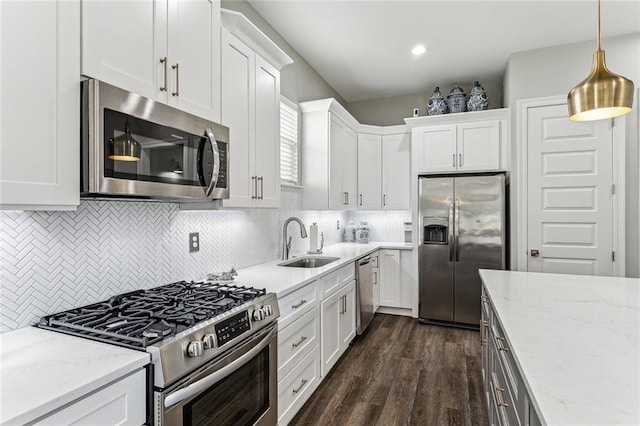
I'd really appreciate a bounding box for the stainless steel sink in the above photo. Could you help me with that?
[278,256,340,268]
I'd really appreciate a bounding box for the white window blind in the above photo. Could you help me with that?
[280,98,299,185]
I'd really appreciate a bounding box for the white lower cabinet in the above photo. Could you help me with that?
[378,249,413,312]
[34,369,146,425]
[278,348,321,426]
[320,280,356,377]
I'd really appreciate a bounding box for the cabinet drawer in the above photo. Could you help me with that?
[278,281,318,329]
[320,270,341,298]
[278,348,321,426]
[492,359,520,426]
[34,369,146,425]
[492,319,520,402]
[278,307,319,375]
[339,262,355,286]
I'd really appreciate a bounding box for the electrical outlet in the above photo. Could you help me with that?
[189,232,200,252]
[412,108,420,117]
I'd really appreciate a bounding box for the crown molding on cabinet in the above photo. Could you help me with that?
[404,108,510,127]
[221,8,293,70]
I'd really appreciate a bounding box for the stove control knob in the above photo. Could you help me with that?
[252,309,265,321]
[187,341,204,357]
[263,305,273,316]
[202,334,216,350]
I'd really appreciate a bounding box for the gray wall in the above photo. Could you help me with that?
[346,79,503,126]
[221,0,344,104]
[504,33,640,277]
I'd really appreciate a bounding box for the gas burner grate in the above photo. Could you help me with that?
[37,281,267,349]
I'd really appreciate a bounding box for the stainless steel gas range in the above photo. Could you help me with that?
[37,281,280,426]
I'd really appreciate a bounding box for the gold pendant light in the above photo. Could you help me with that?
[567,0,634,121]
[108,119,141,161]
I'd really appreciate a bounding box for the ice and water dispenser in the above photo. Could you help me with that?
[423,217,448,244]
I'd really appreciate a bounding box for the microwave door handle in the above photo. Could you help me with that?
[164,326,275,408]
[204,128,220,197]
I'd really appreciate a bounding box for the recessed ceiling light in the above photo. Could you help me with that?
[412,45,426,55]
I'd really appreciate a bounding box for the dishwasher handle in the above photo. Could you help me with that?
[359,257,371,266]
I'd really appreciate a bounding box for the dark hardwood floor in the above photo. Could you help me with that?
[289,314,489,426]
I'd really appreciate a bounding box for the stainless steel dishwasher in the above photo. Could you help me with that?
[356,255,375,335]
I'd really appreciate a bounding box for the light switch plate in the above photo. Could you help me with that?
[189,232,200,252]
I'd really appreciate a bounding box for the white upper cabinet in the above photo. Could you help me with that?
[220,10,292,209]
[0,0,80,210]
[357,133,382,209]
[82,0,221,122]
[381,131,410,210]
[301,99,359,210]
[407,109,508,174]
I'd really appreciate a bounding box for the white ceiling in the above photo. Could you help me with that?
[248,0,640,103]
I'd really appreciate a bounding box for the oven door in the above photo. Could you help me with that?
[157,324,277,426]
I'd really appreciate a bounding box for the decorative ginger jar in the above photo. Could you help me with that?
[427,87,448,116]
[447,85,467,113]
[467,81,489,111]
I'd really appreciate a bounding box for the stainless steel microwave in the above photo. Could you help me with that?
[81,79,229,201]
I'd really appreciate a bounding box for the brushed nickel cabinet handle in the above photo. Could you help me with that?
[459,153,463,167]
[291,299,307,309]
[481,320,489,327]
[159,57,168,92]
[292,379,308,394]
[291,335,307,348]
[383,194,387,206]
[172,63,179,96]
[258,176,263,199]
[343,192,348,205]
[251,176,257,199]
[452,154,456,168]
[359,194,362,206]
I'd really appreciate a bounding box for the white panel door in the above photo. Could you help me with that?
[342,127,358,209]
[254,56,280,208]
[221,32,255,208]
[328,115,346,210]
[457,120,500,171]
[320,290,341,376]
[527,103,613,276]
[357,133,382,210]
[382,133,410,210]
[379,250,400,306]
[0,0,80,210]
[339,281,356,348]
[82,0,164,102]
[167,0,216,120]
[414,125,457,173]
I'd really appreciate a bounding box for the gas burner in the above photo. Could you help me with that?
[38,280,268,349]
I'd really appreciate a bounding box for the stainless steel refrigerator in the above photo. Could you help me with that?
[418,173,506,328]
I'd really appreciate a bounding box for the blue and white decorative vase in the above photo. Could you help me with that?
[467,81,489,111]
[447,85,467,113]
[427,87,448,116]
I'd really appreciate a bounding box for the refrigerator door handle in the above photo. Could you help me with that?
[455,198,461,261]
[448,201,454,262]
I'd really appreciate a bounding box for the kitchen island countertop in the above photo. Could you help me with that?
[479,269,640,425]
[234,242,412,298]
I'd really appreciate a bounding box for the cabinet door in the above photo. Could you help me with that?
[320,290,342,376]
[379,249,401,307]
[167,0,219,121]
[0,0,80,210]
[414,125,457,173]
[82,0,164,102]
[456,120,500,171]
[254,56,281,208]
[342,127,358,209]
[328,115,346,210]
[372,255,380,312]
[339,281,357,349]
[382,133,410,210]
[357,134,382,210]
[221,31,256,208]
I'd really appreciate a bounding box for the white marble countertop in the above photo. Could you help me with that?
[479,270,640,425]
[233,242,412,298]
[0,327,150,425]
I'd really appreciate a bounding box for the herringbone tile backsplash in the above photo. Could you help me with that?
[0,187,407,332]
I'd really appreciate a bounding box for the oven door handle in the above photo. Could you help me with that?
[204,128,220,197]
[164,327,274,408]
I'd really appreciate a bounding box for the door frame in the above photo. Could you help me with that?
[515,95,626,276]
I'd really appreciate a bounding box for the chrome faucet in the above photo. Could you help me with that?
[282,217,308,260]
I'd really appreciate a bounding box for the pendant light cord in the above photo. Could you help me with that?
[597,0,601,51]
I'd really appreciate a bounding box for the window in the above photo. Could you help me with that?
[280,97,299,185]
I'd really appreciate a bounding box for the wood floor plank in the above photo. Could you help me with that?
[289,314,489,426]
